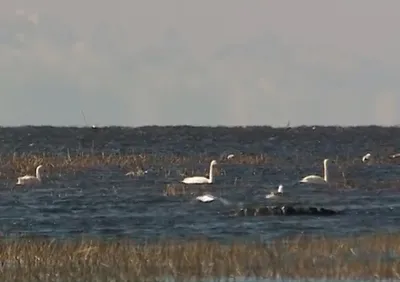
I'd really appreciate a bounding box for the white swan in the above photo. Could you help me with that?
[182,160,217,184]
[266,184,284,199]
[227,154,235,159]
[196,194,216,202]
[16,165,44,186]
[195,193,232,205]
[300,159,332,185]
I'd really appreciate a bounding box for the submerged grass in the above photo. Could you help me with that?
[1,233,400,281]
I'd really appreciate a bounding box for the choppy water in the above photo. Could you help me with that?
[0,125,400,240]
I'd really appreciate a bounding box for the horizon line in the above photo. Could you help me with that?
[0,124,399,129]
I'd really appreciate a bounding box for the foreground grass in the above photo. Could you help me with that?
[0,234,399,281]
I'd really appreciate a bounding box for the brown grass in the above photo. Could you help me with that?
[0,234,400,281]
[0,153,224,179]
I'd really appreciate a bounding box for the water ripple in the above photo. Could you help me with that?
[0,126,399,240]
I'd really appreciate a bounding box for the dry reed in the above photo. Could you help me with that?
[0,234,399,281]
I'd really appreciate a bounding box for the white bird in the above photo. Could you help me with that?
[389,153,400,159]
[182,160,217,184]
[300,159,332,185]
[195,194,232,205]
[16,165,44,186]
[362,153,372,163]
[266,184,284,199]
[227,154,235,159]
[196,194,216,202]
[125,169,147,176]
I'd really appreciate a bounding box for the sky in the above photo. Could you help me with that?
[1,0,399,127]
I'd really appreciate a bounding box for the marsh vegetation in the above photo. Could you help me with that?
[0,234,399,281]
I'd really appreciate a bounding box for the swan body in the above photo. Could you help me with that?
[196,194,216,202]
[195,194,232,205]
[227,154,235,159]
[300,175,327,184]
[16,165,44,186]
[182,160,217,184]
[266,184,284,199]
[300,159,331,184]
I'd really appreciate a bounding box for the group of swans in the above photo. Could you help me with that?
[183,158,333,186]
[185,158,334,203]
[14,155,333,190]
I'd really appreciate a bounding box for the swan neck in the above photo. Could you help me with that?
[36,167,42,180]
[323,162,329,182]
[209,163,214,183]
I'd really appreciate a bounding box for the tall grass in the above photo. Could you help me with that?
[0,234,399,281]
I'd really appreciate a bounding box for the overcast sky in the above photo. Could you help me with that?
[1,0,399,127]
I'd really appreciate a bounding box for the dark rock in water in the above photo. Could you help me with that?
[230,205,340,217]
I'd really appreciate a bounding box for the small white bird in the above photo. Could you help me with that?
[389,153,400,159]
[16,165,44,186]
[196,194,216,202]
[182,160,217,184]
[195,194,232,205]
[266,184,284,199]
[362,153,372,163]
[125,169,147,176]
[227,154,235,160]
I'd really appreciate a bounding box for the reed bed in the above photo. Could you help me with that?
[0,153,226,179]
[0,234,399,281]
[1,152,397,170]
[0,152,399,190]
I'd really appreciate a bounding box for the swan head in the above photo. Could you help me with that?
[323,159,334,166]
[210,160,217,166]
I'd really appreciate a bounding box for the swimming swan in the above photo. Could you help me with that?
[16,165,44,186]
[195,193,232,205]
[300,159,332,185]
[266,184,284,199]
[196,194,216,202]
[182,160,217,184]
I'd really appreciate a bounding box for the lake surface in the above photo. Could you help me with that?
[0,125,399,241]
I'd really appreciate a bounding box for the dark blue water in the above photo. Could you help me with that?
[0,125,399,240]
